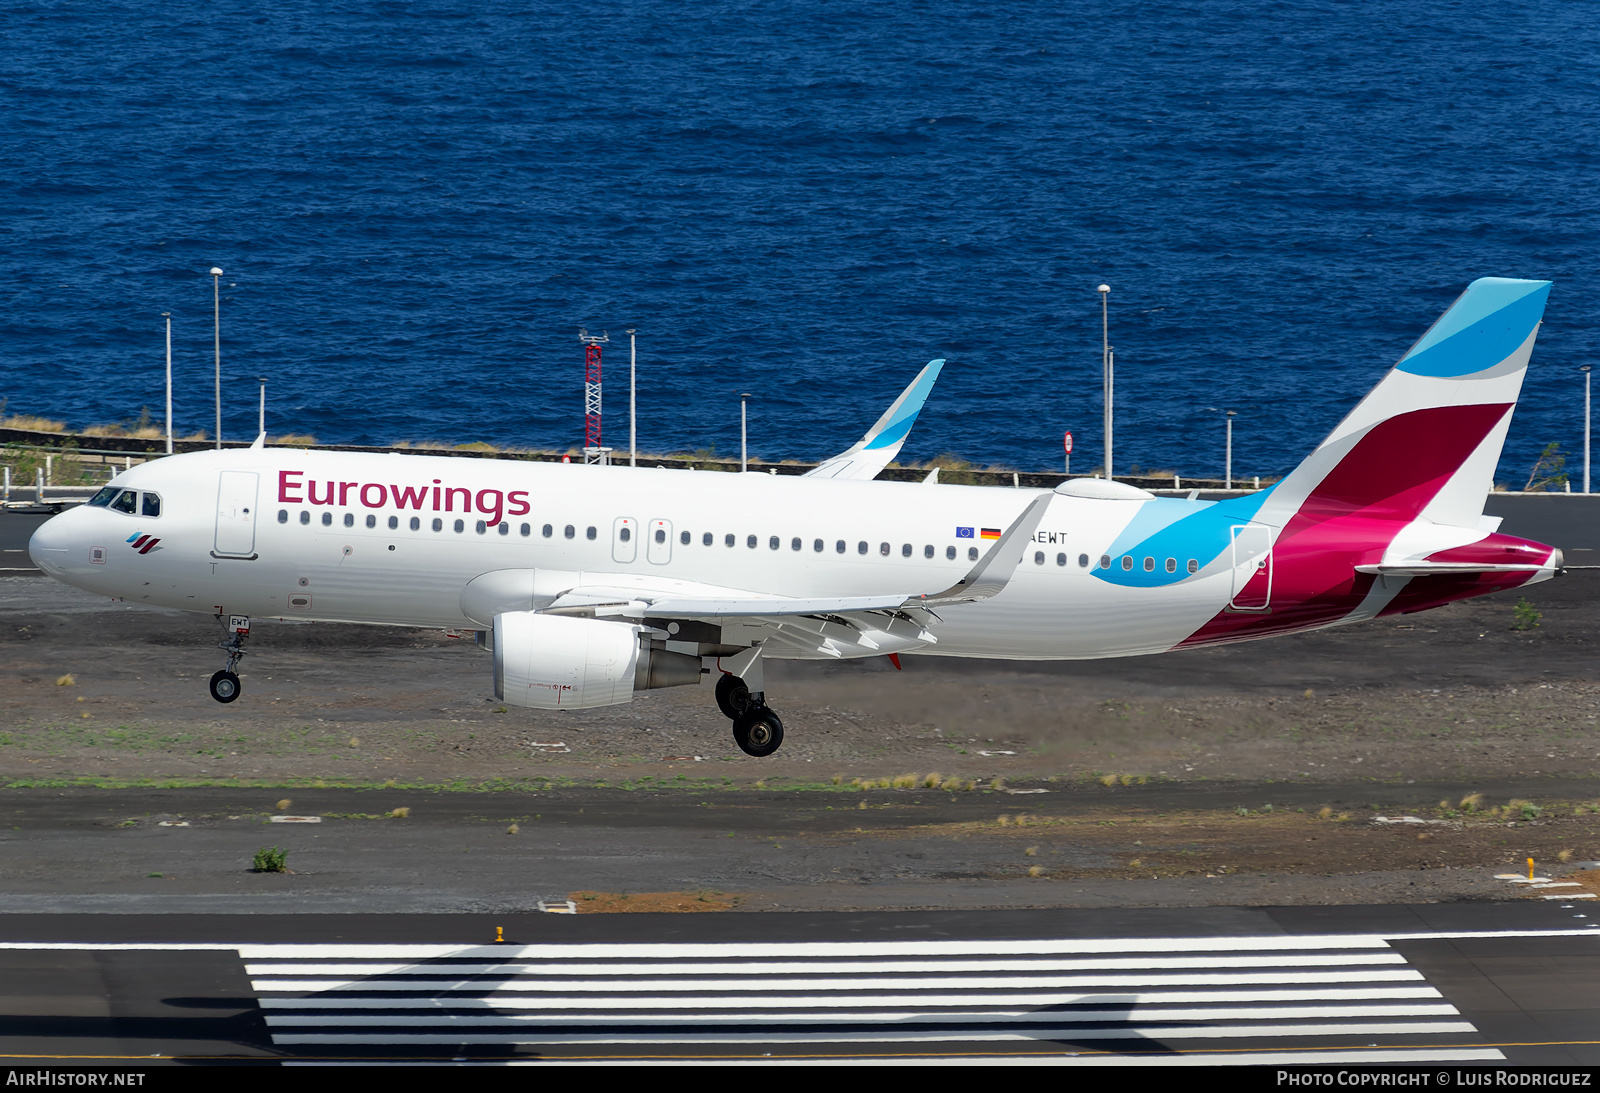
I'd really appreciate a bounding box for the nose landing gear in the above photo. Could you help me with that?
[210,614,250,704]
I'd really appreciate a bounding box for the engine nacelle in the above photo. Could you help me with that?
[492,611,703,709]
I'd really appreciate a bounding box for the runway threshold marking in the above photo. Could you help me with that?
[239,935,1504,1063]
[6,929,1592,1063]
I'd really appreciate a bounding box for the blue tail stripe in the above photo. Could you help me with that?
[1398,278,1551,379]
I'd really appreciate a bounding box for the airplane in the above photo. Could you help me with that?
[28,277,1562,758]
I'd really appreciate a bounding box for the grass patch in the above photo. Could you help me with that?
[251,846,288,873]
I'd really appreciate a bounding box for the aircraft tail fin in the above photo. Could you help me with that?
[1256,277,1551,531]
[804,359,945,480]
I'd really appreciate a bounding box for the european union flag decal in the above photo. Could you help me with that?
[956,527,974,538]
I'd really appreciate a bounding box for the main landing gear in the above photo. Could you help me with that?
[716,673,784,758]
[210,615,250,704]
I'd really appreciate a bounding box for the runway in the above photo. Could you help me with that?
[0,906,1595,1065]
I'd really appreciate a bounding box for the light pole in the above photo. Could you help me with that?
[740,393,752,472]
[162,312,173,455]
[1098,284,1112,479]
[1583,366,1592,493]
[1225,410,1236,490]
[257,378,267,441]
[210,267,223,449]
[628,328,637,467]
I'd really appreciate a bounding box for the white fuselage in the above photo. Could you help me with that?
[30,448,1245,660]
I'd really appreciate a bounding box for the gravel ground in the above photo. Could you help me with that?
[1,571,1597,911]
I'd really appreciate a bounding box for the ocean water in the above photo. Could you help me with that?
[3,0,1598,486]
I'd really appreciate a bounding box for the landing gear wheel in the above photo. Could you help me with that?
[732,707,784,757]
[209,670,241,704]
[715,673,751,720]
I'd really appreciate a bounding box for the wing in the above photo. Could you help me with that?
[520,492,1053,660]
[803,359,945,481]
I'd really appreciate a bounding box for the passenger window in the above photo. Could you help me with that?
[410,517,421,531]
[703,532,713,546]
[433,518,444,532]
[747,535,757,549]
[901,543,911,557]
[1143,557,1154,572]
[564,525,575,539]
[521,523,531,536]
[476,520,487,534]
[725,533,735,547]
[1121,556,1133,570]
[1100,555,1110,569]
[1034,551,1044,565]
[343,513,354,527]
[1057,553,1067,567]
[857,541,868,555]
[1165,557,1177,573]
[619,527,631,542]
[455,519,465,533]
[366,515,377,528]
[791,537,801,551]
[923,545,934,559]
[389,516,398,530]
[111,491,137,514]
[278,510,288,524]
[837,540,846,554]
[968,547,979,561]
[657,529,668,544]
[322,512,333,526]
[1078,554,1089,568]
[499,522,510,536]
[1187,559,1199,574]
[680,530,690,545]
[769,536,779,550]
[879,542,889,556]
[141,493,161,517]
[814,539,824,553]
[586,526,597,540]
[946,545,956,560]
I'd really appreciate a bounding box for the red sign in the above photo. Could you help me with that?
[1063,431,1074,454]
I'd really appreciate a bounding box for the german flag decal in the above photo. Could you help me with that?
[980,528,1001,540]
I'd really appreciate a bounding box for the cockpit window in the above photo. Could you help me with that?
[110,491,137,515]
[141,493,161,518]
[88,487,119,508]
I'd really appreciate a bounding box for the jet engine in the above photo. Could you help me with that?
[492,611,704,709]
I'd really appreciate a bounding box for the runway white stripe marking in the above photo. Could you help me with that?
[241,953,1408,976]
[248,968,1425,992]
[0,926,1591,955]
[260,1003,1462,1027]
[254,986,1447,1010]
[267,1019,1481,1045]
[490,1048,1511,1066]
[236,936,1397,959]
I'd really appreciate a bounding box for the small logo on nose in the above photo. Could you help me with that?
[126,533,161,555]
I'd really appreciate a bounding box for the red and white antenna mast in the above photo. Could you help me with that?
[579,327,610,464]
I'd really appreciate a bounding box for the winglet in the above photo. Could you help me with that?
[250,432,265,451]
[909,493,1053,607]
[804,359,945,481]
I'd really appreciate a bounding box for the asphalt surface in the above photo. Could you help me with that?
[0,906,1594,1065]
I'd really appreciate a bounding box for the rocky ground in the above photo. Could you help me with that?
[1,570,1598,911]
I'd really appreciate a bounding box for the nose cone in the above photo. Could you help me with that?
[27,512,73,575]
